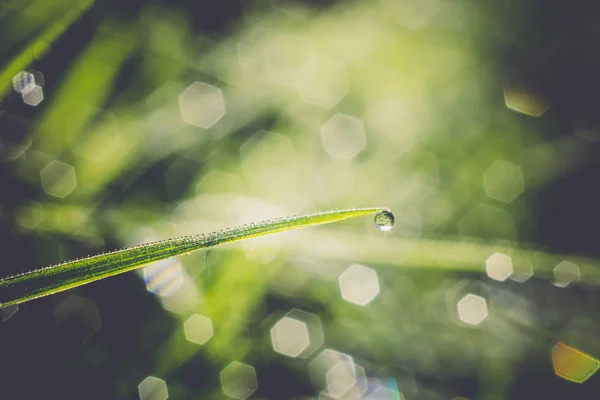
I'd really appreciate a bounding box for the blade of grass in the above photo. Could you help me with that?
[0,0,95,97]
[0,207,386,306]
[277,232,600,284]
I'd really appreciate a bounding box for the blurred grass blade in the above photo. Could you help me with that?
[0,207,386,306]
[0,0,95,97]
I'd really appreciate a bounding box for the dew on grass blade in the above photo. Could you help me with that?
[374,210,394,232]
[0,207,386,307]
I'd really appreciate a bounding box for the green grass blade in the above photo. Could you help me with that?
[0,207,387,306]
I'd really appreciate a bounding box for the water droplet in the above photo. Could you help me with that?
[374,210,394,232]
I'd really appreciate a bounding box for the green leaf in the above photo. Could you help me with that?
[0,207,387,306]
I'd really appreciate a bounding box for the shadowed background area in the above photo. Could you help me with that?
[1,0,599,399]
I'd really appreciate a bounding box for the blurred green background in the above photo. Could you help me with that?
[1,0,600,399]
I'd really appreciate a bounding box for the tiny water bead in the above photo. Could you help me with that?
[0,208,383,307]
[374,210,394,232]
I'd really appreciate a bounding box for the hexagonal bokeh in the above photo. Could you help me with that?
[309,349,358,396]
[270,316,310,357]
[552,341,599,383]
[321,114,366,160]
[556,317,600,364]
[284,309,324,358]
[179,82,225,128]
[553,261,580,288]
[326,359,358,398]
[571,109,600,141]
[1,304,19,322]
[160,275,200,315]
[54,295,101,343]
[509,258,534,283]
[365,387,403,400]
[220,361,258,399]
[445,280,491,327]
[143,258,184,297]
[483,160,524,203]
[40,160,77,198]
[12,71,35,93]
[574,125,600,141]
[503,81,550,117]
[184,314,214,345]
[29,69,45,87]
[22,85,44,106]
[296,55,348,109]
[338,264,380,306]
[457,294,488,326]
[15,202,43,230]
[485,253,513,282]
[333,364,368,399]
[138,376,169,400]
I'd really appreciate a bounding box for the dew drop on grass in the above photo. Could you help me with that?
[374,210,394,232]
